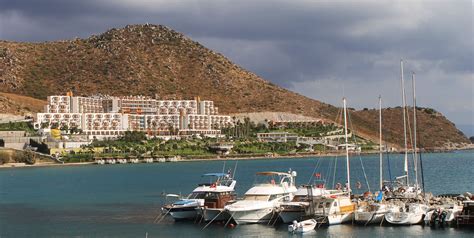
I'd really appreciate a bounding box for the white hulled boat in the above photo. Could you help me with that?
[386,66,429,225]
[312,191,355,225]
[385,202,429,225]
[224,171,297,225]
[424,199,463,226]
[311,98,356,225]
[355,198,387,224]
[288,219,317,234]
[195,173,238,222]
[166,172,236,221]
[354,97,394,225]
[278,184,334,223]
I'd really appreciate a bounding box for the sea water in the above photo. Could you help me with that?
[0,150,473,237]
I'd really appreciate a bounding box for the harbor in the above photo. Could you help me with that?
[0,151,472,237]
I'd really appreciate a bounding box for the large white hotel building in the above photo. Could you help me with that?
[34,92,232,139]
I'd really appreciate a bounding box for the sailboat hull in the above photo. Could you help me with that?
[385,212,424,225]
[316,212,353,225]
[355,211,385,224]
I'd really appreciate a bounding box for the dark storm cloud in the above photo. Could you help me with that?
[0,0,472,128]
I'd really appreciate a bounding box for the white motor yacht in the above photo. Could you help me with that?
[224,171,297,225]
[166,172,236,221]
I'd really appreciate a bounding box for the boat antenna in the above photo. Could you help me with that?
[412,72,419,189]
[400,59,409,186]
[343,97,351,194]
[222,161,226,174]
[379,95,383,190]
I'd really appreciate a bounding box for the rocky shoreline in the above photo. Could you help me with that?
[1,147,472,169]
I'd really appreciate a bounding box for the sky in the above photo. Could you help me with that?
[0,0,473,136]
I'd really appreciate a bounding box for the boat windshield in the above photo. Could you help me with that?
[254,174,291,186]
[188,192,207,199]
[244,195,270,201]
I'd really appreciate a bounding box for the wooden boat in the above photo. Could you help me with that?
[166,172,236,221]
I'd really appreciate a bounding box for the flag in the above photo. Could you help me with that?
[314,173,321,178]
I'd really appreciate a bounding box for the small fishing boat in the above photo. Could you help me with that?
[224,170,297,225]
[288,219,317,234]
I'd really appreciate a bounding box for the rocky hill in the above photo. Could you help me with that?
[0,24,469,149]
[0,92,46,116]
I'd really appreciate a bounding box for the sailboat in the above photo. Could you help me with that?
[385,63,428,225]
[309,98,356,225]
[355,96,392,224]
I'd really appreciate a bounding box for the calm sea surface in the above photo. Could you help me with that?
[0,150,473,237]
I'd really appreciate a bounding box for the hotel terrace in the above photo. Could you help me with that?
[34,92,232,139]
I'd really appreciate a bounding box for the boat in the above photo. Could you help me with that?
[355,97,391,225]
[385,63,430,226]
[161,193,182,214]
[278,184,332,223]
[424,204,463,226]
[312,192,355,225]
[455,200,474,226]
[224,170,297,225]
[355,199,387,225]
[288,219,317,234]
[194,173,238,222]
[311,98,356,225]
[166,172,236,221]
[385,202,429,225]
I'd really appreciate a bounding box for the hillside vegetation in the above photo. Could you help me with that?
[0,24,469,149]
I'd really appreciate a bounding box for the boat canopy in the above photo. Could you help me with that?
[256,171,290,176]
[166,194,181,198]
[202,173,228,177]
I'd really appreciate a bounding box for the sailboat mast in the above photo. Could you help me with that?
[343,97,351,193]
[412,72,419,188]
[379,96,383,190]
[400,60,409,186]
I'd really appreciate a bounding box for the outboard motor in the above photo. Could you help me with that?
[431,209,439,226]
[439,210,448,225]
